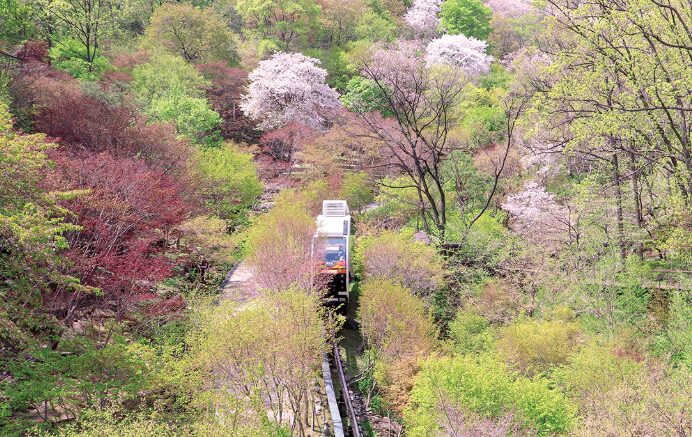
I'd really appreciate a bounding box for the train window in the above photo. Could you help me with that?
[320,237,346,266]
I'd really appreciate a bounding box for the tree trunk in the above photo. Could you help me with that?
[612,154,626,266]
[628,151,644,261]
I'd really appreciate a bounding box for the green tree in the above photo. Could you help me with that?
[0,103,80,354]
[147,96,221,145]
[142,4,237,64]
[354,8,397,42]
[49,38,110,80]
[190,143,263,224]
[40,0,117,70]
[439,0,492,40]
[236,0,321,50]
[2,337,153,432]
[243,199,316,291]
[130,54,208,105]
[0,0,36,45]
[339,171,374,213]
[340,76,392,115]
[522,0,692,262]
[195,289,338,434]
[130,54,221,144]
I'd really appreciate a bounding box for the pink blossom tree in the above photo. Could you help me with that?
[501,181,572,249]
[404,0,443,36]
[485,0,533,17]
[241,52,341,131]
[425,34,493,75]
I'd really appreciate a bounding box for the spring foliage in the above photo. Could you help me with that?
[357,230,444,296]
[405,355,576,435]
[439,0,493,40]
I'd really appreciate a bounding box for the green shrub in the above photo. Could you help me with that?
[553,342,643,403]
[54,407,185,436]
[405,355,576,436]
[651,290,692,368]
[407,356,512,425]
[511,377,576,434]
[448,309,494,354]
[497,318,582,375]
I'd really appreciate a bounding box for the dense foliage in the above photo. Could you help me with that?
[1,0,690,435]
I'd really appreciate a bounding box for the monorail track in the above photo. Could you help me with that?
[324,342,361,437]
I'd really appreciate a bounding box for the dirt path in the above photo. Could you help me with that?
[219,262,259,303]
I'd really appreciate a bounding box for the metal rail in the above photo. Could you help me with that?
[333,343,361,437]
[322,356,345,437]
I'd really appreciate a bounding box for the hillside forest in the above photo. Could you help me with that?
[0,0,691,435]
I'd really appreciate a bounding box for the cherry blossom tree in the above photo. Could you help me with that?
[241,52,340,131]
[404,0,442,36]
[501,181,571,249]
[485,0,533,17]
[425,34,493,75]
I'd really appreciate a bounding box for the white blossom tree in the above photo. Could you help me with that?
[241,52,341,130]
[404,0,443,36]
[425,34,493,75]
[502,181,572,249]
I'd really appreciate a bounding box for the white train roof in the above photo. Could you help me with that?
[316,200,351,237]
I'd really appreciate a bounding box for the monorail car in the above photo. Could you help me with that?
[312,200,352,304]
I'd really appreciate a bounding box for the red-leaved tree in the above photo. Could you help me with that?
[197,62,260,143]
[259,122,317,163]
[45,151,192,320]
[12,62,189,172]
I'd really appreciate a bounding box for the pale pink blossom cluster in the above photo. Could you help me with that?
[241,52,340,130]
[404,0,443,35]
[502,181,571,247]
[425,34,493,75]
[366,40,427,93]
[485,0,533,17]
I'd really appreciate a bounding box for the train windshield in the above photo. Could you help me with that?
[322,237,347,266]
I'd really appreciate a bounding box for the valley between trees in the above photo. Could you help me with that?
[1,0,691,435]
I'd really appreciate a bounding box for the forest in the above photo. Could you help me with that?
[0,0,690,435]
